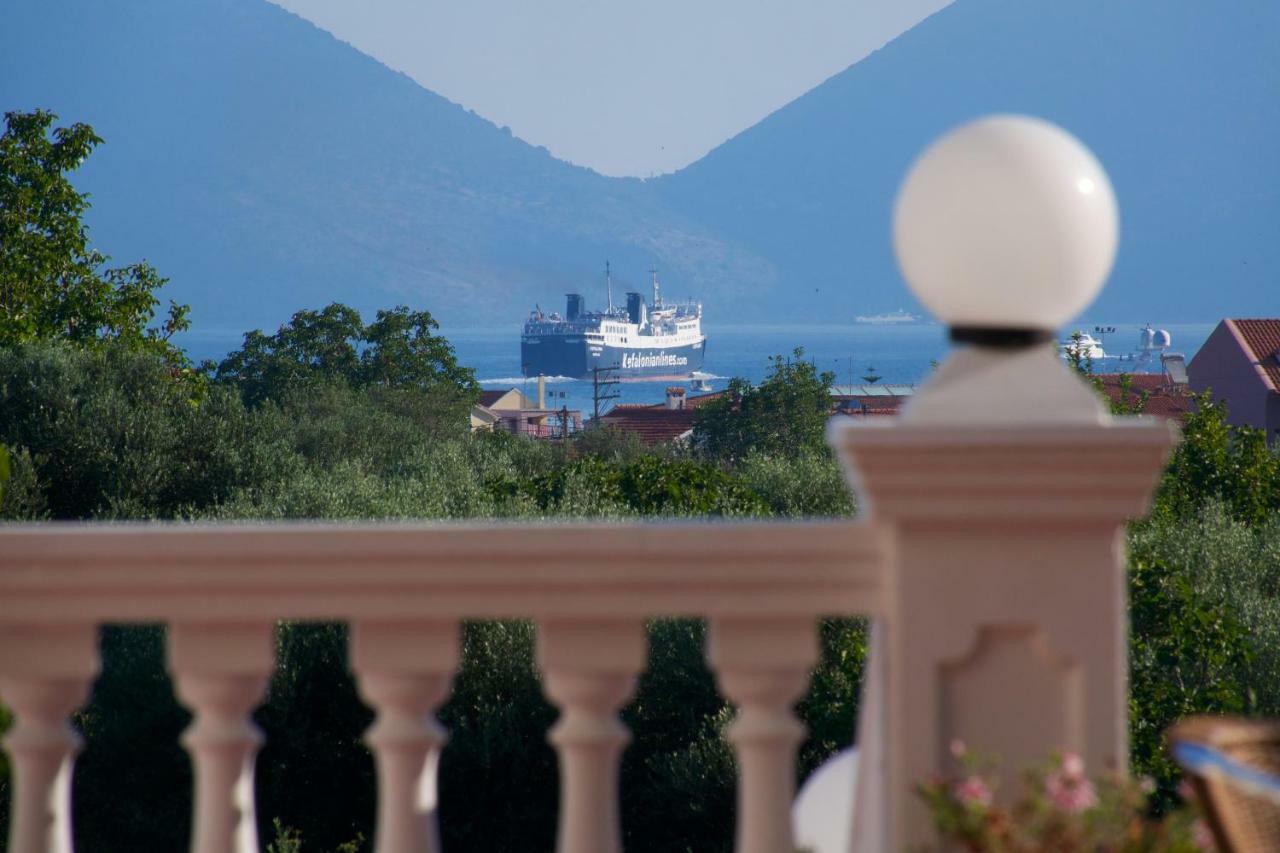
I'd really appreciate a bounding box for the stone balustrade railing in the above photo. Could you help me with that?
[0,521,888,853]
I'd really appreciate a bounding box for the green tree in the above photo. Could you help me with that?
[1155,393,1280,524]
[693,349,835,463]
[0,110,188,357]
[1128,545,1256,808]
[216,303,479,413]
[1063,330,1094,377]
[0,444,9,506]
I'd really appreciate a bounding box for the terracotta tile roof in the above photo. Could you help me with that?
[837,396,908,413]
[1229,319,1280,391]
[1139,394,1198,420]
[597,407,696,445]
[685,390,730,408]
[622,389,730,412]
[1095,374,1195,421]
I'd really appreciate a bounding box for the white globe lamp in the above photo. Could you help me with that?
[792,748,857,853]
[893,115,1118,344]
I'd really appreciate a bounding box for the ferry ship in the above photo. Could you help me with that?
[521,266,706,379]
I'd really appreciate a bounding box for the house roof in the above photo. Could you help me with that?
[1229,319,1280,391]
[596,407,696,445]
[613,390,729,412]
[836,406,901,418]
[470,404,500,424]
[478,388,534,410]
[682,390,729,409]
[830,384,915,398]
[836,396,908,412]
[1094,374,1195,421]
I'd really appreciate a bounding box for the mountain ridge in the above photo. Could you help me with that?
[1,0,776,330]
[654,0,1280,323]
[2,0,1275,334]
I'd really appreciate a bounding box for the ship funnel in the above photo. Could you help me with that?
[626,292,646,326]
[566,293,584,321]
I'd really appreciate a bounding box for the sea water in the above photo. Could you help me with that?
[455,322,1214,415]
[177,322,1215,417]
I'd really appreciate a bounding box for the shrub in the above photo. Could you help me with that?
[1127,504,1280,807]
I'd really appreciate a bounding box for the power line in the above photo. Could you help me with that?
[591,363,621,422]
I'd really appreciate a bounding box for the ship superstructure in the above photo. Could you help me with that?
[521,266,706,379]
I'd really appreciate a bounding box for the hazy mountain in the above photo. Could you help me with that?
[654,0,1280,323]
[0,0,774,332]
[2,0,1276,336]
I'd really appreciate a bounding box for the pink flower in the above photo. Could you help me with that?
[1060,752,1086,779]
[950,739,967,759]
[1045,769,1098,813]
[954,775,993,808]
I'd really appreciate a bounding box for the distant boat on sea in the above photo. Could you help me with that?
[1060,331,1109,360]
[521,264,706,380]
[854,309,923,325]
[1065,324,1175,364]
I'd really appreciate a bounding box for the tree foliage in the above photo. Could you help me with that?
[0,444,9,507]
[693,349,835,462]
[1127,541,1256,809]
[0,110,189,357]
[216,302,479,413]
[1155,394,1280,525]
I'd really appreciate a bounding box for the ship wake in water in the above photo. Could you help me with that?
[478,375,576,385]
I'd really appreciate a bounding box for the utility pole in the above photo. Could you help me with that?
[591,364,621,423]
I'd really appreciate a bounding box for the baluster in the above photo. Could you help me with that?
[351,621,459,853]
[0,625,99,853]
[708,618,817,853]
[168,622,275,853]
[537,619,646,853]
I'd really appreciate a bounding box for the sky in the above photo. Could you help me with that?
[269,0,952,177]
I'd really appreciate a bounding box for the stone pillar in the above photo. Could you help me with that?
[351,621,459,853]
[707,617,817,853]
[537,619,646,853]
[0,625,98,853]
[169,621,275,853]
[831,345,1176,850]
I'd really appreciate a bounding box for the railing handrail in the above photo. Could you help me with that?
[0,519,888,853]
[0,520,887,625]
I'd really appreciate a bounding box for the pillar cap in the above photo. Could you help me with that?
[830,418,1176,523]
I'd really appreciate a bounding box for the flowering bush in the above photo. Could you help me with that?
[917,742,1212,852]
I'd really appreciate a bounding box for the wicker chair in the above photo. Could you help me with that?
[1169,716,1280,852]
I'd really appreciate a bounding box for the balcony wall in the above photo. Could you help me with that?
[0,521,887,853]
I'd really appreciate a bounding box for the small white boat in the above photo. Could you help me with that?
[854,309,921,325]
[1060,332,1108,360]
